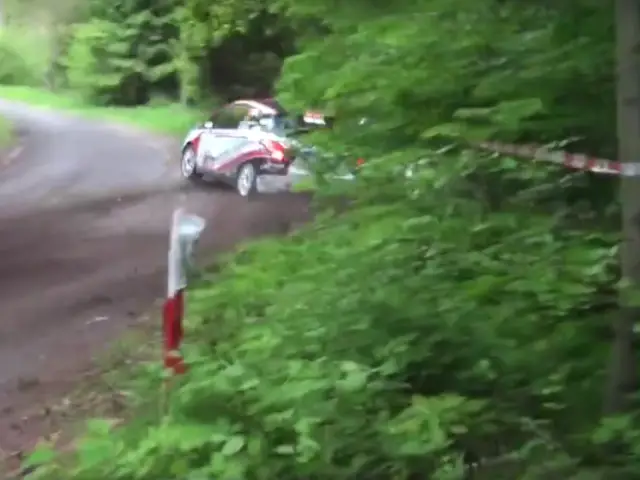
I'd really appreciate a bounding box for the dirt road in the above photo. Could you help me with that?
[0,101,311,455]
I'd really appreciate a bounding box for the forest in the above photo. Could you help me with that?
[1,0,638,478]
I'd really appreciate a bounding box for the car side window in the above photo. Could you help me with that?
[211,105,250,129]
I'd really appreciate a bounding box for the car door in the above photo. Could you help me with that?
[198,104,250,171]
[209,105,258,174]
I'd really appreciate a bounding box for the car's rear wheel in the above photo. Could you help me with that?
[181,145,203,181]
[236,162,257,197]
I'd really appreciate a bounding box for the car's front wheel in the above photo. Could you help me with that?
[236,162,258,197]
[181,145,203,181]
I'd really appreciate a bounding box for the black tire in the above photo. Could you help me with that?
[236,162,258,197]
[180,145,203,182]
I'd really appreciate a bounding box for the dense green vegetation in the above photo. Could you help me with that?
[2,0,637,478]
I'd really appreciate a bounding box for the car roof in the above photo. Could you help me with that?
[232,98,286,116]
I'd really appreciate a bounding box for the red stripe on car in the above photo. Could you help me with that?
[189,133,201,153]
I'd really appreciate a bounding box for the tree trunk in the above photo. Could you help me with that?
[607,0,640,415]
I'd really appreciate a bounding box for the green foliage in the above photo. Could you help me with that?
[277,0,614,151]
[1,0,296,104]
[0,39,31,86]
[63,20,129,104]
[0,28,49,86]
[63,1,179,105]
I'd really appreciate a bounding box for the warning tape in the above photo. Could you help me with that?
[479,141,640,177]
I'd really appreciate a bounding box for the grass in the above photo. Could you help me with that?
[0,115,12,147]
[0,86,202,135]
[291,176,317,192]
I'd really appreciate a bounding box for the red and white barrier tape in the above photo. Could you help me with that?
[163,209,205,375]
[479,141,640,177]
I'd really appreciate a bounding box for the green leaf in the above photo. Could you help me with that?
[221,435,245,456]
[23,443,56,468]
[274,444,295,455]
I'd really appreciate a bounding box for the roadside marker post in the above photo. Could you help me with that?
[163,208,205,375]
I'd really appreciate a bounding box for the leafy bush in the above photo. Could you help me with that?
[63,19,148,105]
[0,29,45,86]
[63,0,179,106]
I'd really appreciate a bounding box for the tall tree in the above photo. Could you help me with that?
[607,0,640,414]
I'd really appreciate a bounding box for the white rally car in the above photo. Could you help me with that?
[180,98,326,197]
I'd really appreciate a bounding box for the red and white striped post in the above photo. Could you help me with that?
[163,208,205,375]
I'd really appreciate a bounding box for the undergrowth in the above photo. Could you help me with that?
[24,150,630,479]
[0,27,50,87]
